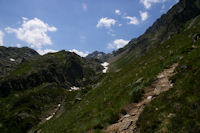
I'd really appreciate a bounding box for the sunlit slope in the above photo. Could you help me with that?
[39,16,200,133]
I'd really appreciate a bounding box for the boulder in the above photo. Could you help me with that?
[119,121,132,131]
[147,96,152,100]
[124,114,131,118]
[193,34,200,42]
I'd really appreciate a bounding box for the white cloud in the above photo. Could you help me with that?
[37,49,58,55]
[107,39,129,50]
[118,24,122,27]
[0,30,4,46]
[16,43,21,48]
[22,17,28,21]
[69,49,89,57]
[140,0,167,9]
[124,16,139,25]
[96,17,117,28]
[115,9,121,15]
[5,17,57,49]
[140,11,148,21]
[160,4,165,12]
[82,3,88,11]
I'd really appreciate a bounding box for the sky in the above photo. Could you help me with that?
[0,0,179,56]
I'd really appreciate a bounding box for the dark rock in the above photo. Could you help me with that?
[181,65,188,69]
[193,33,200,42]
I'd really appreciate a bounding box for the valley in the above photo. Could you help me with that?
[0,0,200,133]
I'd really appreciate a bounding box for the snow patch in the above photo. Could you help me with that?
[45,104,61,121]
[10,58,15,62]
[46,115,53,121]
[69,86,80,91]
[98,53,102,57]
[101,62,109,73]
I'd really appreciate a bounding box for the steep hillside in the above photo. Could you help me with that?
[0,50,103,133]
[88,0,200,67]
[109,0,200,70]
[0,50,102,97]
[0,83,66,133]
[36,17,200,133]
[33,0,200,132]
[0,0,200,133]
[0,46,40,76]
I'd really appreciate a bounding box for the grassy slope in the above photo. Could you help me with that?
[0,82,95,133]
[38,16,200,133]
[137,27,200,132]
[0,50,103,133]
[138,46,200,133]
[0,83,66,133]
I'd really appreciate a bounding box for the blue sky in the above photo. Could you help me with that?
[0,0,178,56]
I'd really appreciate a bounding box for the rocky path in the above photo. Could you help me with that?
[105,63,178,133]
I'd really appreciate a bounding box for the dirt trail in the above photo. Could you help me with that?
[105,63,178,133]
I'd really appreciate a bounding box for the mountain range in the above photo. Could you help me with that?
[0,0,200,132]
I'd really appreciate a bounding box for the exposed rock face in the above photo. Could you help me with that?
[86,51,113,62]
[87,51,106,59]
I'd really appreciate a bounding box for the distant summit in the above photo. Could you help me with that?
[86,51,105,59]
[86,51,112,62]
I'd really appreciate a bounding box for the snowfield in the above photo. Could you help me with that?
[101,62,109,73]
[10,58,15,62]
[69,86,81,91]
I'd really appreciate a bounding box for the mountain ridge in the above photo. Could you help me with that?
[88,0,200,68]
[0,46,40,76]
[0,0,200,132]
